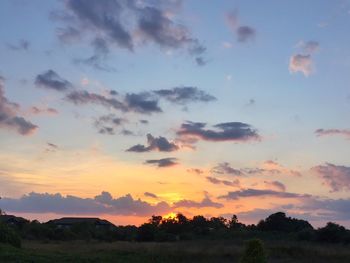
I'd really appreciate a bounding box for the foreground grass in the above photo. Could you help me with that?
[0,240,350,263]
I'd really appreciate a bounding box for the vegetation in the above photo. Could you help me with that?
[240,239,267,263]
[0,222,21,248]
[1,211,350,262]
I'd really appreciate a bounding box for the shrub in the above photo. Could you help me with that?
[240,239,268,263]
[0,223,21,248]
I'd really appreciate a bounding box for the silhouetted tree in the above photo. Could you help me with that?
[257,212,313,233]
[149,215,162,227]
[316,222,350,243]
[229,215,245,230]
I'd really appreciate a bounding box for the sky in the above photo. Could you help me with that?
[0,0,350,227]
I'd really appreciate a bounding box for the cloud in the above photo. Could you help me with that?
[300,197,350,221]
[0,77,37,135]
[207,160,301,178]
[195,57,207,66]
[54,0,206,66]
[244,160,302,177]
[35,70,73,92]
[65,90,127,112]
[298,40,320,54]
[311,163,350,192]
[206,176,241,188]
[29,106,58,115]
[94,114,127,135]
[66,87,214,115]
[187,168,204,175]
[56,26,81,44]
[0,191,170,216]
[144,192,158,199]
[225,10,256,43]
[173,195,223,209]
[127,134,179,152]
[219,188,306,200]
[145,158,178,168]
[237,26,255,42]
[139,120,148,125]
[177,121,260,143]
[6,39,30,51]
[124,92,162,114]
[315,129,350,140]
[74,37,116,72]
[225,10,239,31]
[289,54,313,76]
[211,162,243,176]
[153,86,216,105]
[264,180,286,192]
[289,40,319,77]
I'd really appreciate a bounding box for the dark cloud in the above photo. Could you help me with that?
[195,57,206,66]
[0,77,37,135]
[300,197,350,221]
[66,0,133,50]
[126,133,178,152]
[144,192,158,199]
[264,180,286,192]
[56,26,81,44]
[206,176,241,187]
[173,195,223,209]
[54,0,206,67]
[177,121,260,143]
[66,87,214,115]
[125,92,162,114]
[29,106,58,115]
[187,168,204,175]
[237,26,255,42]
[45,142,59,153]
[35,70,73,92]
[110,90,118,96]
[153,86,216,105]
[315,129,350,140]
[211,162,243,176]
[94,114,127,135]
[299,40,319,54]
[120,129,134,136]
[139,119,149,124]
[74,37,116,72]
[311,163,350,192]
[0,191,170,216]
[6,39,30,51]
[145,157,178,167]
[65,90,127,111]
[225,10,256,43]
[219,188,307,200]
[246,99,255,106]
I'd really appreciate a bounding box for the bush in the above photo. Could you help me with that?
[240,239,268,263]
[0,223,21,248]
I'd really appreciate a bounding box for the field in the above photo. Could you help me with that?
[1,240,350,263]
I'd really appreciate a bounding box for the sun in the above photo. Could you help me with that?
[162,212,177,220]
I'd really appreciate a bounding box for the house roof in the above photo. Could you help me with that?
[0,215,29,223]
[47,217,115,226]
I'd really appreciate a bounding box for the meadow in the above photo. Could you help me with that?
[1,239,350,263]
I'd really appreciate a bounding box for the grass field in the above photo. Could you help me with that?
[1,240,350,263]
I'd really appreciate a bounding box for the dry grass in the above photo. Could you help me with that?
[1,240,349,263]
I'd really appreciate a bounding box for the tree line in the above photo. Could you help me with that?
[1,211,350,248]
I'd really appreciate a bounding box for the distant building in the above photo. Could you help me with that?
[0,215,29,227]
[47,217,116,230]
